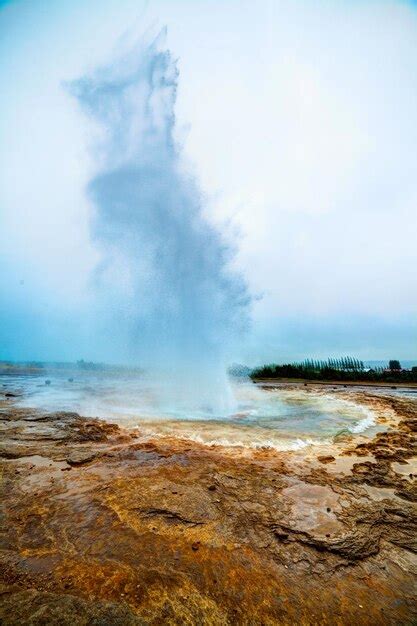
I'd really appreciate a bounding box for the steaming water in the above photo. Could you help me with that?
[2,370,378,451]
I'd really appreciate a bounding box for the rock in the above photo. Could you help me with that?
[333,430,353,444]
[0,445,29,459]
[317,456,335,464]
[0,589,146,625]
[66,450,98,466]
[70,418,120,442]
[0,391,416,624]
[45,380,51,385]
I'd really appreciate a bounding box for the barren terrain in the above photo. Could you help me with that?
[0,386,416,624]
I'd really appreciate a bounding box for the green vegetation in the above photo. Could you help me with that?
[251,357,417,384]
[389,359,401,371]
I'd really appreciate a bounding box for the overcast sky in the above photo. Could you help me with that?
[1,0,416,364]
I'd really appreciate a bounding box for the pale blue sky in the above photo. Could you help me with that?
[1,0,416,363]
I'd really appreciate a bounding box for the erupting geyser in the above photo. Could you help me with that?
[70,31,250,414]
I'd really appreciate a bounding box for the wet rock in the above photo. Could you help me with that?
[0,445,29,459]
[0,588,146,625]
[69,418,120,442]
[0,392,416,624]
[66,450,98,466]
[333,430,353,444]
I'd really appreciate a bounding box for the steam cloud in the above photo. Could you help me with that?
[70,32,250,413]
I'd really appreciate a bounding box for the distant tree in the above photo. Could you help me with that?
[389,360,401,371]
[250,358,414,382]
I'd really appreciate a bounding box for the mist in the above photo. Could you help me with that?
[66,32,249,411]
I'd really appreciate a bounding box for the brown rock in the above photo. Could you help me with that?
[66,450,98,466]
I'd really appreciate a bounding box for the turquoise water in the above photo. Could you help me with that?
[1,369,378,450]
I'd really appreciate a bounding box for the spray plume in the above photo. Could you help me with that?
[70,31,250,414]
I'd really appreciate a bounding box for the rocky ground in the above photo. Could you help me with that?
[0,387,416,625]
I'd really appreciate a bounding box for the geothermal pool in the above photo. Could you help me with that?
[1,369,379,451]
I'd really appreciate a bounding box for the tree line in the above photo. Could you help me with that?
[251,358,417,383]
[300,357,365,371]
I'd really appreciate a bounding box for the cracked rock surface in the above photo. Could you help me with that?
[0,388,416,624]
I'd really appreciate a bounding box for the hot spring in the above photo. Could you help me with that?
[0,33,368,448]
[4,369,378,451]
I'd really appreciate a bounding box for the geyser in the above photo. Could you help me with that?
[70,31,250,414]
